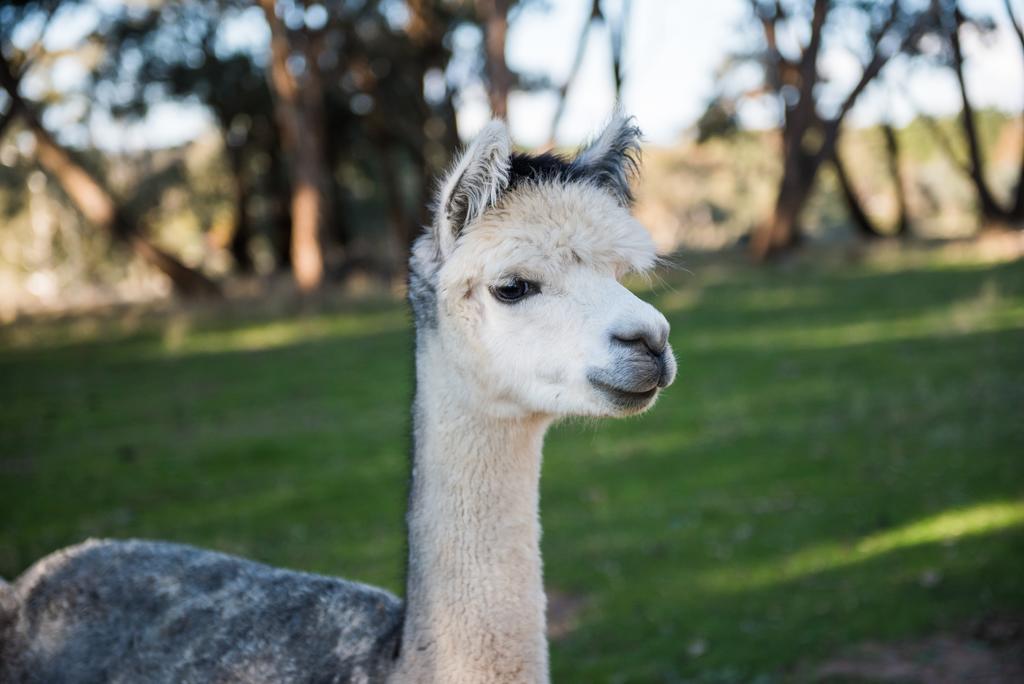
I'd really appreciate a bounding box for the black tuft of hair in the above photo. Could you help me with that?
[571,116,642,206]
[506,152,590,194]
[504,119,641,208]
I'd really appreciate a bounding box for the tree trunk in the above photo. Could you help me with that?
[224,142,255,273]
[477,0,513,118]
[2,101,217,296]
[265,141,293,270]
[748,1,922,258]
[833,149,886,238]
[260,0,326,292]
[822,125,912,240]
[32,126,220,296]
[321,113,352,253]
[751,163,812,260]
[947,5,1006,221]
[1001,0,1024,220]
[751,143,817,260]
[883,123,912,236]
[126,235,220,297]
[0,46,219,297]
[1012,124,1024,220]
[749,0,828,260]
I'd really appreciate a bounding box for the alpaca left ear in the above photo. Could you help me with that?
[572,109,642,206]
[433,120,512,258]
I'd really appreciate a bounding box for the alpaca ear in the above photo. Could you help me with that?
[433,120,512,257]
[571,109,642,206]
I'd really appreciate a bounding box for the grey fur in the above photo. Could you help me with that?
[571,110,642,207]
[407,234,440,331]
[587,353,663,396]
[0,539,401,684]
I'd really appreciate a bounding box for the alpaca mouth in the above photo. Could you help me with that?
[587,354,669,411]
[588,378,659,408]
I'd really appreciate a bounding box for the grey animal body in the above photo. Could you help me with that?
[0,539,402,683]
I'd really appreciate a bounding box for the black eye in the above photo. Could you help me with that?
[490,277,538,304]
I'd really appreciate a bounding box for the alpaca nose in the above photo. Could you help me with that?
[611,323,668,357]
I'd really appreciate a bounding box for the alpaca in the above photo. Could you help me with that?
[0,112,676,683]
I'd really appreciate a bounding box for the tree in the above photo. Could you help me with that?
[3,0,496,298]
[259,0,329,292]
[938,1,1004,220]
[925,0,1023,225]
[833,122,912,238]
[0,13,219,297]
[94,1,284,275]
[96,0,473,280]
[1003,0,1024,219]
[738,0,927,259]
[476,0,514,118]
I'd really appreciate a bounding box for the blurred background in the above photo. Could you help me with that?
[1,0,1022,681]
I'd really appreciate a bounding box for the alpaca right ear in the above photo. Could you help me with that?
[433,120,512,257]
[571,109,641,206]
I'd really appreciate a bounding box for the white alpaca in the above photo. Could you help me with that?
[0,113,676,684]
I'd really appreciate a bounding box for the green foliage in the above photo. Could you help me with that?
[2,252,1022,680]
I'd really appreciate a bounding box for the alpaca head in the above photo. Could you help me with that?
[409,113,676,418]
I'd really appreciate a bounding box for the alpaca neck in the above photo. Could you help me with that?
[394,335,551,683]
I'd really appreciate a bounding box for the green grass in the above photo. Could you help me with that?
[2,252,1023,682]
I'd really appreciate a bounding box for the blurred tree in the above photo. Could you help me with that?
[259,0,329,292]
[0,5,220,297]
[717,0,927,259]
[833,121,912,237]
[2,0,529,300]
[926,0,1023,225]
[934,1,1003,220]
[92,1,286,275]
[882,122,912,236]
[339,0,467,261]
[476,0,513,118]
[74,0,474,283]
[1003,0,1024,219]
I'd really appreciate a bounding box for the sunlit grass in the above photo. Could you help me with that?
[159,308,408,356]
[688,296,1024,352]
[702,500,1024,593]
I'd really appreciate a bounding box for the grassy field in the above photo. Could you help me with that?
[2,249,1023,681]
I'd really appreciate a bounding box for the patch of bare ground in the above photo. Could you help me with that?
[810,614,1024,683]
[546,588,588,641]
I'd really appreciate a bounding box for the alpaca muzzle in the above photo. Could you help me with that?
[587,338,675,410]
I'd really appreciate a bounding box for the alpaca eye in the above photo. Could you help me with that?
[490,278,538,304]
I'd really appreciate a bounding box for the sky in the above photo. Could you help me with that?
[17,0,1024,152]
[487,0,1024,147]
